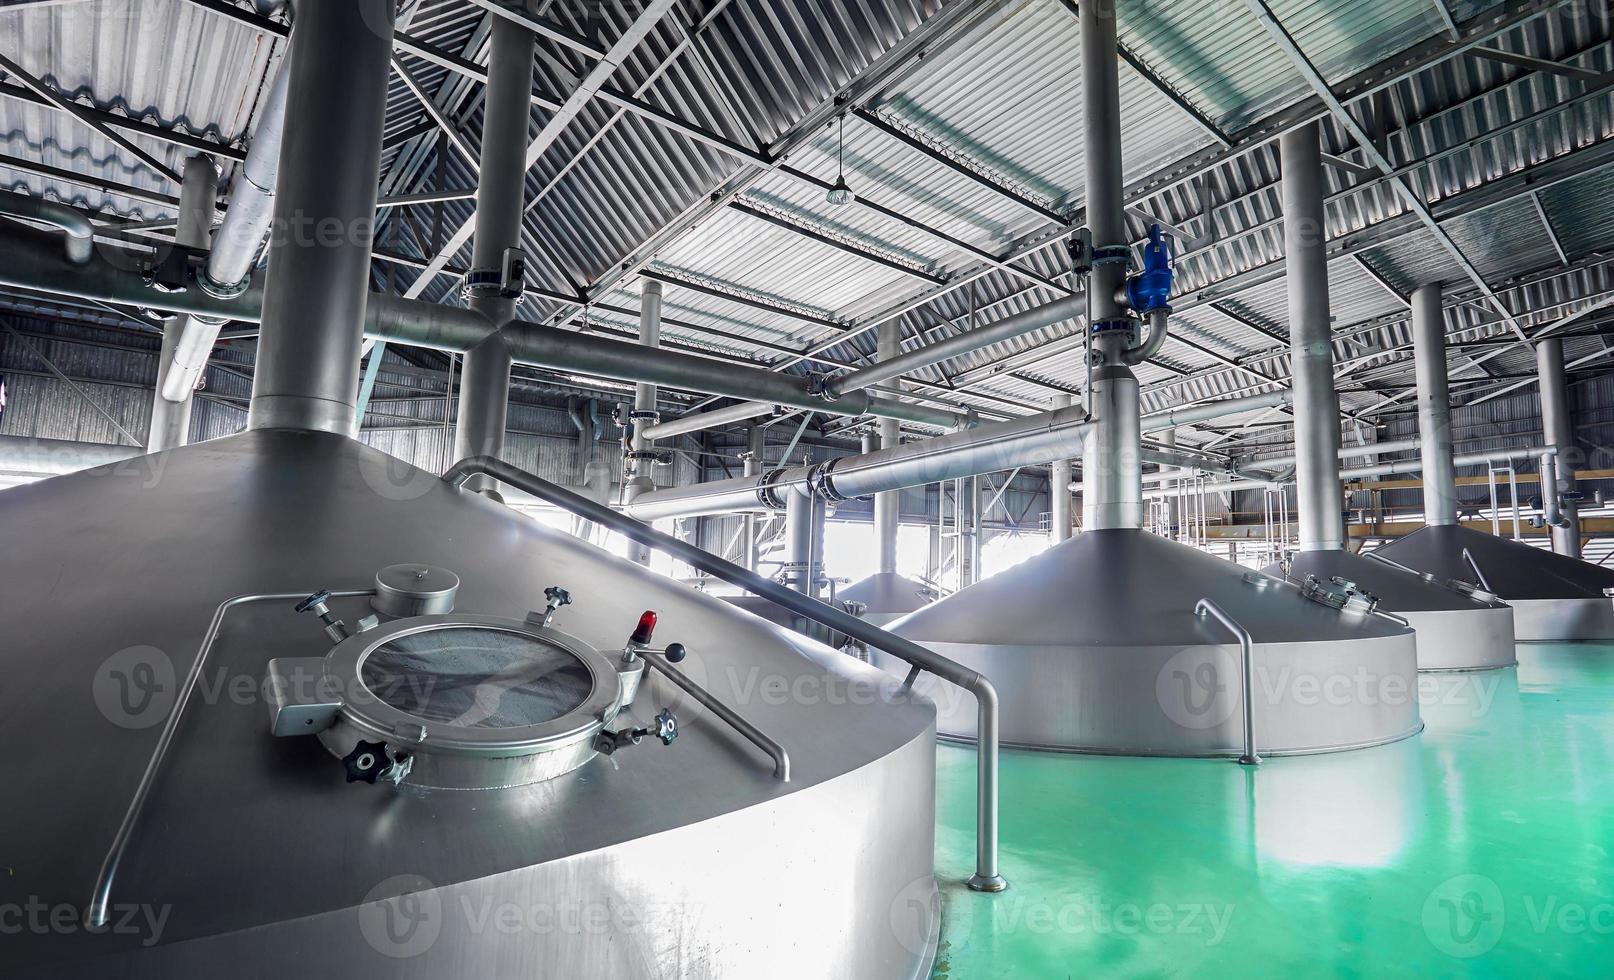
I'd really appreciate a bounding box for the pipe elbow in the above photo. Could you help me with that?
[0,189,94,264]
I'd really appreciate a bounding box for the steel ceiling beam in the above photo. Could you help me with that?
[1245,0,1529,341]
[390,54,480,171]
[0,84,247,163]
[727,201,948,286]
[0,53,182,185]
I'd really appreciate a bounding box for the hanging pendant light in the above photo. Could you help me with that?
[825,113,855,207]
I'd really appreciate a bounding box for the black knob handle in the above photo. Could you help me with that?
[341,739,391,784]
[544,586,572,607]
[663,642,687,664]
[295,590,332,613]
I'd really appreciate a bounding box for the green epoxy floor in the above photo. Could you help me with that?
[930,644,1614,978]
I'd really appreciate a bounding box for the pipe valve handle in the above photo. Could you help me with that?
[544,586,572,608]
[295,590,332,613]
[662,642,687,664]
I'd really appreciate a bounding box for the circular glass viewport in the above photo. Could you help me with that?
[361,627,595,730]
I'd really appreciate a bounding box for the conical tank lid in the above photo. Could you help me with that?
[838,572,933,615]
[1375,524,1614,600]
[891,528,1408,648]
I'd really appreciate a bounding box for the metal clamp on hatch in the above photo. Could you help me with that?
[1298,574,1380,615]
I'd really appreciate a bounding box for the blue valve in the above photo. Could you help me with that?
[1125,224,1175,315]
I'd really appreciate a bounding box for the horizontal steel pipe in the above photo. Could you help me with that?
[826,293,1085,398]
[1239,437,1423,471]
[0,435,138,475]
[639,293,1084,441]
[1140,389,1293,429]
[0,222,966,433]
[627,405,1094,521]
[0,188,93,264]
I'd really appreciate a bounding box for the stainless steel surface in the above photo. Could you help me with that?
[839,571,933,625]
[164,63,291,404]
[885,529,1422,756]
[1078,0,1142,532]
[641,399,775,442]
[1239,438,1423,472]
[0,434,138,477]
[443,454,1006,891]
[0,186,92,263]
[1194,599,1259,766]
[1049,393,1074,541]
[0,430,941,976]
[1411,283,1458,526]
[1269,550,1517,671]
[148,155,217,453]
[642,648,790,781]
[1536,337,1582,557]
[453,14,536,494]
[622,281,662,564]
[1376,523,1614,641]
[371,563,460,618]
[875,321,902,573]
[828,293,1085,398]
[784,485,818,597]
[247,0,394,435]
[90,588,375,928]
[628,405,1092,521]
[1280,123,1345,552]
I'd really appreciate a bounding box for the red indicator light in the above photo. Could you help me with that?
[630,610,658,646]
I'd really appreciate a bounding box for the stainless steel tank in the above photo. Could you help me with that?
[880,529,1422,757]
[0,430,941,978]
[839,572,935,628]
[1375,524,1614,641]
[1265,551,1516,671]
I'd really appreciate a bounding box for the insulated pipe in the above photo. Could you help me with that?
[874,321,902,573]
[1412,282,1459,525]
[1049,393,1075,541]
[1125,445,1560,499]
[1079,0,1143,531]
[742,426,764,572]
[453,12,536,493]
[1141,389,1292,429]
[643,399,778,441]
[440,455,1007,892]
[783,483,816,597]
[147,156,217,453]
[248,0,394,433]
[0,188,93,264]
[827,292,1086,398]
[628,405,1095,522]
[1279,123,1345,552]
[0,221,969,432]
[641,292,1085,441]
[1536,337,1582,556]
[1539,452,1568,529]
[163,62,291,403]
[0,434,138,476]
[621,281,663,564]
[1241,437,1423,472]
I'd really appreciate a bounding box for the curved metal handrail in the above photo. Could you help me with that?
[1195,598,1260,767]
[444,455,1008,893]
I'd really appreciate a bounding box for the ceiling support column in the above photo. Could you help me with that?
[1412,282,1459,526]
[1537,337,1582,557]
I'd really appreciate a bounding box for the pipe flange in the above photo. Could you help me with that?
[1090,244,1133,268]
[804,373,835,400]
[810,460,847,502]
[1091,317,1138,336]
[460,267,504,301]
[628,410,660,423]
[198,271,250,301]
[623,450,665,464]
[756,468,795,509]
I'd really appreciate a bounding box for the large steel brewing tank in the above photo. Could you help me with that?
[0,430,940,978]
[1264,551,1516,671]
[1375,524,1614,641]
[839,572,935,628]
[879,529,1422,757]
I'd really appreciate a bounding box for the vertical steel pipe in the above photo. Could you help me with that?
[742,425,764,571]
[148,155,217,452]
[1536,337,1581,556]
[1049,392,1074,541]
[622,280,663,564]
[1079,0,1142,531]
[248,0,394,433]
[874,321,902,573]
[1412,283,1458,525]
[784,486,817,597]
[1279,123,1345,551]
[454,13,536,492]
